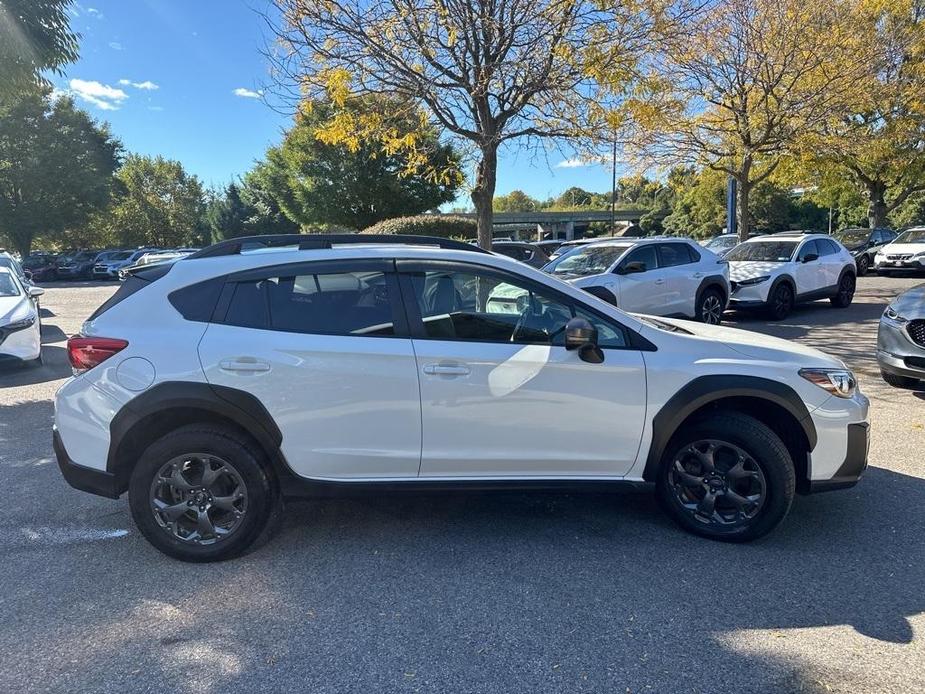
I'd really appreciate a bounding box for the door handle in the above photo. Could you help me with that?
[654,278,666,285]
[423,363,470,376]
[219,358,271,373]
[691,272,704,279]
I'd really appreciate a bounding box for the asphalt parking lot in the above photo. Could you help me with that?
[1,276,923,694]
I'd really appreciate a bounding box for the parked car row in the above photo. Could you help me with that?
[4,247,201,283]
[497,231,858,323]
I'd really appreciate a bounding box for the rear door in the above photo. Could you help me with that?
[198,259,422,480]
[816,238,846,287]
[656,242,699,316]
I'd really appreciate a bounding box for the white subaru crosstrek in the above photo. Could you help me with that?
[874,226,925,274]
[54,235,870,561]
[542,237,730,325]
[726,232,857,320]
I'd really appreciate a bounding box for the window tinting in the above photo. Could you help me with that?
[622,245,658,271]
[223,271,395,336]
[797,240,819,260]
[658,243,693,268]
[409,268,626,348]
[817,239,840,256]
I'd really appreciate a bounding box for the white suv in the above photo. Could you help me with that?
[726,232,857,320]
[874,227,925,274]
[542,237,730,325]
[54,234,870,561]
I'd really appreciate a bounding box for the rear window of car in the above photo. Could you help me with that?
[220,270,397,337]
[86,264,174,321]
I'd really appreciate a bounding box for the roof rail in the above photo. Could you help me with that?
[186,234,490,259]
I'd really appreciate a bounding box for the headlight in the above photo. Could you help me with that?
[914,251,925,258]
[883,306,907,324]
[736,275,770,286]
[5,314,36,331]
[799,368,857,398]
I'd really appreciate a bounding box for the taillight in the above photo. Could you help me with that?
[67,336,128,372]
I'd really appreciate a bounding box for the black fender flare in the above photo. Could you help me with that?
[766,274,796,302]
[837,265,857,284]
[695,275,729,308]
[641,375,817,482]
[106,381,288,492]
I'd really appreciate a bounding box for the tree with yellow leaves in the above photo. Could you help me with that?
[625,0,867,241]
[267,0,690,249]
[796,0,925,229]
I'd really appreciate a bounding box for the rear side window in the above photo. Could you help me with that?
[86,264,174,321]
[221,271,397,337]
[657,243,694,267]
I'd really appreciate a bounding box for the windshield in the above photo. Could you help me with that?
[834,230,870,245]
[895,228,925,243]
[726,241,797,262]
[704,236,735,249]
[109,251,133,261]
[544,244,631,276]
[0,273,20,297]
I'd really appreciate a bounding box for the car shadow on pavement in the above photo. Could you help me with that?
[1,450,922,691]
[0,346,69,387]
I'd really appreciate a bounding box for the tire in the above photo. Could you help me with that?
[830,273,855,308]
[881,370,921,389]
[695,287,725,325]
[767,283,794,320]
[655,412,795,542]
[129,424,280,562]
[856,255,870,276]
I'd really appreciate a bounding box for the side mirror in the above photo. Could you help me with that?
[28,286,44,298]
[564,317,604,364]
[618,260,646,275]
[802,253,819,263]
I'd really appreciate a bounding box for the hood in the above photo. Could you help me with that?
[0,294,31,325]
[880,242,925,255]
[888,283,925,318]
[728,260,788,281]
[642,316,845,369]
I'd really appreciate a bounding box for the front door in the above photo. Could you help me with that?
[614,245,674,315]
[198,260,422,480]
[398,261,648,478]
[795,240,827,295]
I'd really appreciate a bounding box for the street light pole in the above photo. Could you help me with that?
[610,137,617,235]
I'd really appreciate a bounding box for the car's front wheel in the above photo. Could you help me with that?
[767,283,794,320]
[656,412,795,542]
[129,425,280,562]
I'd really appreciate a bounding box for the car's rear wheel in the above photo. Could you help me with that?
[830,274,855,308]
[881,370,921,389]
[696,288,724,325]
[856,255,870,276]
[656,412,795,542]
[129,425,280,562]
[767,283,793,320]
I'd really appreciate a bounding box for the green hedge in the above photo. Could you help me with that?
[362,215,477,239]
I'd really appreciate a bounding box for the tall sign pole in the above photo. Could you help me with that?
[610,138,617,236]
[726,176,738,238]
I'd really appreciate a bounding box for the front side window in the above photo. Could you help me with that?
[620,245,659,272]
[817,239,840,256]
[223,270,395,336]
[797,240,820,261]
[408,268,626,348]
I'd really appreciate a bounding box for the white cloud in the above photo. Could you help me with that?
[67,79,128,111]
[119,79,159,90]
[555,157,602,169]
[233,87,263,99]
[108,41,123,50]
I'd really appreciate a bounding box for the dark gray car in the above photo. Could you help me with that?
[878,283,925,388]
[491,241,551,268]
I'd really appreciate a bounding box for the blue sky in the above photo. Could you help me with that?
[53,0,617,205]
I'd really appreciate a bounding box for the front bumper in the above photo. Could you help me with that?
[875,257,925,271]
[53,428,121,499]
[807,422,870,493]
[728,279,773,307]
[877,316,925,379]
[0,318,41,361]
